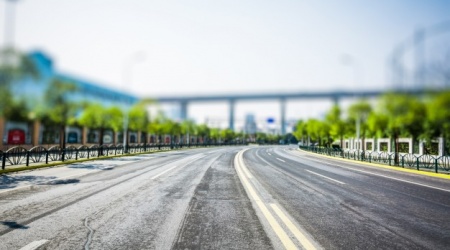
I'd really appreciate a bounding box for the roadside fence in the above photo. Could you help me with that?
[1,142,246,170]
[299,146,450,174]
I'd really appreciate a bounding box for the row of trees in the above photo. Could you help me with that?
[293,91,450,156]
[0,48,278,148]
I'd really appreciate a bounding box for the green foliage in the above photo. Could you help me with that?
[347,99,372,138]
[128,104,148,132]
[425,91,450,139]
[78,103,122,131]
[379,93,426,139]
[325,105,347,145]
[0,48,40,117]
[293,120,307,141]
[41,78,79,126]
[220,129,235,142]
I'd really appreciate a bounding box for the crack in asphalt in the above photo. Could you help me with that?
[84,217,94,250]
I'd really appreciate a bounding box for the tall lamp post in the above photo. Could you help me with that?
[122,51,146,153]
[341,54,363,152]
[3,0,20,48]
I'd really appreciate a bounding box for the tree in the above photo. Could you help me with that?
[220,129,235,143]
[425,91,450,154]
[325,105,347,148]
[0,48,39,117]
[305,119,330,146]
[347,100,372,150]
[293,120,307,145]
[379,93,426,163]
[197,124,210,143]
[78,103,123,147]
[40,78,78,148]
[181,120,196,144]
[128,104,149,143]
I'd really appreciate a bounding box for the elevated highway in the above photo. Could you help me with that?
[144,88,426,134]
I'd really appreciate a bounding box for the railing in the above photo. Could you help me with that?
[1,142,245,170]
[299,146,450,173]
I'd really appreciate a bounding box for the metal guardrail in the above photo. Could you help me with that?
[299,146,450,173]
[0,142,245,170]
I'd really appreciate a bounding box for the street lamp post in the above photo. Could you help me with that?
[122,52,146,153]
[3,0,20,48]
[341,54,364,152]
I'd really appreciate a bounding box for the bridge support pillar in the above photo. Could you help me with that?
[332,96,340,107]
[180,101,188,120]
[280,98,286,135]
[229,99,235,131]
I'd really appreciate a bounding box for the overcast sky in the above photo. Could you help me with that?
[2,0,449,129]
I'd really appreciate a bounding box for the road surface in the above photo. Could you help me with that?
[0,146,449,249]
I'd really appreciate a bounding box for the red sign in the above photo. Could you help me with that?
[8,129,25,144]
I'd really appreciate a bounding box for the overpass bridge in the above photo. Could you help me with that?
[145,88,425,134]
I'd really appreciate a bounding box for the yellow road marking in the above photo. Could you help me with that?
[235,150,297,249]
[270,203,317,250]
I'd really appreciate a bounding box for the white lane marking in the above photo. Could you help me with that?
[305,170,346,185]
[234,150,297,249]
[293,149,450,192]
[336,165,450,192]
[270,204,317,250]
[268,153,272,156]
[276,158,286,163]
[19,240,49,250]
[150,165,180,180]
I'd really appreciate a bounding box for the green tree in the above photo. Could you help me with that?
[181,120,196,144]
[325,105,347,148]
[425,91,450,154]
[347,100,372,150]
[40,78,78,148]
[220,129,235,143]
[78,103,123,147]
[0,48,39,117]
[197,124,210,143]
[379,93,426,163]
[305,119,330,146]
[293,120,307,145]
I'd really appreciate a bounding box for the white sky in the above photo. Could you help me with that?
[2,0,449,130]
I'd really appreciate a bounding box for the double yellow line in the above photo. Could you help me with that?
[234,149,318,250]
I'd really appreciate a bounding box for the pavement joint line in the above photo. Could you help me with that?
[305,169,346,185]
[270,203,317,250]
[234,149,297,250]
[19,239,49,250]
[276,158,286,163]
[295,149,450,180]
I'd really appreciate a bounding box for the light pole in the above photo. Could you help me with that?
[3,0,20,48]
[122,51,146,153]
[341,54,363,152]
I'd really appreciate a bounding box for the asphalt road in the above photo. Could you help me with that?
[0,146,449,250]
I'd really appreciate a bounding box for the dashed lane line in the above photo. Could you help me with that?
[276,158,286,163]
[305,170,346,185]
[19,240,49,250]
